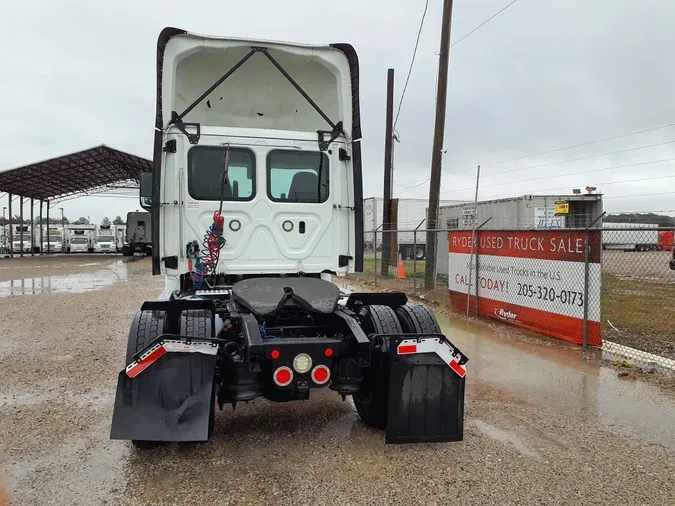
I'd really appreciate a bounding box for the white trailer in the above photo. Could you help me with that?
[602,222,659,251]
[364,197,465,259]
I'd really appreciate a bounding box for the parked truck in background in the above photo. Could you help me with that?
[602,222,659,251]
[364,197,465,259]
[66,225,96,253]
[95,225,118,253]
[11,225,33,253]
[122,212,151,256]
[41,227,63,253]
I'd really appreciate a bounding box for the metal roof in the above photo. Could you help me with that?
[0,145,151,202]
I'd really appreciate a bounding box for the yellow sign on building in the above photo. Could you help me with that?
[554,201,569,215]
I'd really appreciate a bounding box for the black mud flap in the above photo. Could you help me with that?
[110,353,217,442]
[385,336,466,444]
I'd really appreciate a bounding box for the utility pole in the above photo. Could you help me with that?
[425,0,455,289]
[381,68,395,277]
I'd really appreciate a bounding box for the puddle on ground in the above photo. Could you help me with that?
[436,313,675,450]
[0,261,128,296]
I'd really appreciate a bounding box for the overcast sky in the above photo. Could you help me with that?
[1,0,674,224]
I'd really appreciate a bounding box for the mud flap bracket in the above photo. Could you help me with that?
[385,335,466,444]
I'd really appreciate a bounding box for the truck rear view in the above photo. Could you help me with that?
[110,28,467,447]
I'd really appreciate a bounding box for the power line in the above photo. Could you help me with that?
[429,139,675,189]
[450,0,522,49]
[389,122,675,192]
[436,157,675,196]
[393,0,429,131]
[455,122,675,174]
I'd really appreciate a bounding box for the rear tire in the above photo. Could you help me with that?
[181,310,216,439]
[414,246,426,260]
[353,305,402,430]
[395,304,442,335]
[126,311,165,449]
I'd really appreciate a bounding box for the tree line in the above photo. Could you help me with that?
[604,212,675,227]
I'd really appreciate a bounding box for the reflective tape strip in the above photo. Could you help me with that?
[396,337,467,378]
[125,340,218,378]
[126,344,167,378]
[163,340,219,356]
[449,359,467,378]
[397,339,438,355]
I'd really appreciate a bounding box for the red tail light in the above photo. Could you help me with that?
[273,366,293,387]
[311,365,330,385]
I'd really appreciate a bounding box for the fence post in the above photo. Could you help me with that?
[583,228,590,350]
[374,229,378,286]
[583,212,606,349]
[412,219,425,295]
[413,229,417,294]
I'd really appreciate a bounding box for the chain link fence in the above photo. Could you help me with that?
[353,225,675,372]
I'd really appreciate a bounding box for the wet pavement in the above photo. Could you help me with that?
[0,256,674,505]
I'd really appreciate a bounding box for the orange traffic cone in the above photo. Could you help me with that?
[397,253,406,279]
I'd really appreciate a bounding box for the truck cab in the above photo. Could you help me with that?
[95,225,116,253]
[41,228,63,253]
[12,225,33,253]
[139,29,363,291]
[68,229,94,253]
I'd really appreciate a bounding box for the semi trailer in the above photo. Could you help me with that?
[602,222,659,251]
[110,28,467,447]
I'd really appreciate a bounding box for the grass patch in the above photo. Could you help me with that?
[601,274,675,337]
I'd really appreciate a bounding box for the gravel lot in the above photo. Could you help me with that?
[1,256,674,505]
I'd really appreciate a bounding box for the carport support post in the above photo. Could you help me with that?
[30,198,34,256]
[46,201,50,254]
[19,196,23,258]
[39,200,44,254]
[8,193,13,258]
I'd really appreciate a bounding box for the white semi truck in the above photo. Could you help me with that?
[95,225,118,253]
[110,28,467,448]
[41,227,64,253]
[65,225,96,253]
[11,225,34,253]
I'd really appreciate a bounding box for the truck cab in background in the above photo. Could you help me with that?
[11,225,33,253]
[95,225,117,253]
[41,227,63,253]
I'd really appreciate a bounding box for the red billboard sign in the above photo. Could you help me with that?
[448,230,602,346]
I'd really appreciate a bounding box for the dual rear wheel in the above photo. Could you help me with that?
[352,304,442,429]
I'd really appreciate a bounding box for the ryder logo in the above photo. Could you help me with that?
[494,308,517,321]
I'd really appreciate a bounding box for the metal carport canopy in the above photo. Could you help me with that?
[0,145,151,202]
